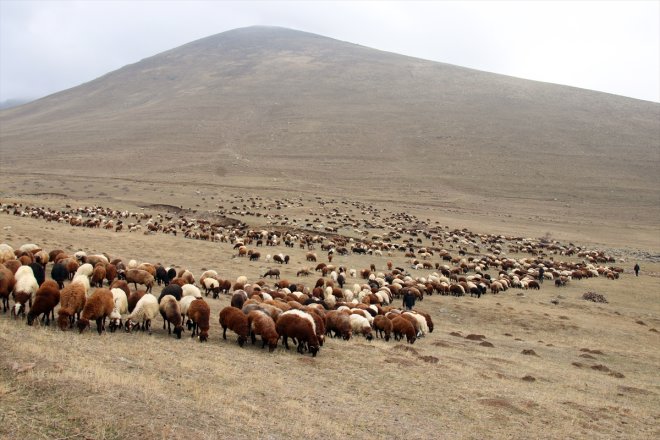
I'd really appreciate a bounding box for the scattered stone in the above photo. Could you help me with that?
[465,334,486,341]
[479,341,494,348]
[432,341,451,347]
[521,349,538,356]
[504,333,513,337]
[591,364,611,372]
[550,298,559,305]
[391,345,420,356]
[635,320,646,326]
[579,353,596,359]
[610,371,625,379]
[582,292,608,303]
[572,362,584,368]
[419,355,439,364]
[522,375,536,382]
[650,328,658,333]
[11,362,36,374]
[449,331,463,337]
[559,315,570,320]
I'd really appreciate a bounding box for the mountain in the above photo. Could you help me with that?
[1,26,658,226]
[0,98,32,110]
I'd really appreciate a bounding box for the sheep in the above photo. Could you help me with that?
[159,284,183,302]
[125,293,159,333]
[91,263,106,288]
[276,312,320,356]
[262,268,280,279]
[403,311,429,337]
[27,280,60,326]
[201,277,220,297]
[127,290,147,313]
[28,261,45,286]
[69,274,90,298]
[219,306,249,346]
[105,263,118,285]
[247,310,279,352]
[325,310,352,340]
[77,288,114,335]
[57,282,86,330]
[0,244,15,264]
[0,264,16,313]
[159,294,183,338]
[155,265,170,286]
[373,315,393,341]
[188,298,210,342]
[108,288,129,332]
[50,262,68,289]
[124,269,155,293]
[349,314,374,340]
[182,284,202,299]
[179,295,197,328]
[12,267,39,318]
[177,269,195,285]
[75,263,94,279]
[110,279,131,299]
[391,316,416,344]
[231,290,248,309]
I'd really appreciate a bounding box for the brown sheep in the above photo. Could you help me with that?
[247,310,279,352]
[188,298,210,342]
[0,264,16,313]
[124,269,155,293]
[373,315,393,341]
[159,294,183,338]
[77,288,114,334]
[306,308,327,346]
[105,263,118,285]
[4,259,21,274]
[231,290,248,309]
[91,263,106,288]
[325,310,352,340]
[127,290,147,313]
[27,280,60,326]
[219,306,249,346]
[391,316,416,344]
[276,312,320,356]
[57,283,86,330]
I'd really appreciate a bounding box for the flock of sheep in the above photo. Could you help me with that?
[0,197,624,357]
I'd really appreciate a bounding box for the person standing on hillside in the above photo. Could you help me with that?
[634,263,640,277]
[538,266,545,283]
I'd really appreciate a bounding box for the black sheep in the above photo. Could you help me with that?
[155,265,169,286]
[159,284,183,302]
[29,262,45,287]
[51,263,69,289]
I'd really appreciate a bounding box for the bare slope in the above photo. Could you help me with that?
[1,26,659,229]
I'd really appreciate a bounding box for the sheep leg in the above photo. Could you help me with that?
[282,335,290,350]
[251,332,257,345]
[222,326,227,340]
[96,318,103,335]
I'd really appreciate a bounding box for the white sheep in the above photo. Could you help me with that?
[403,311,429,337]
[19,243,40,254]
[236,275,248,285]
[74,263,94,279]
[0,243,15,263]
[125,293,159,333]
[12,270,39,318]
[179,295,197,324]
[71,274,91,296]
[349,314,373,340]
[182,284,202,299]
[109,288,128,330]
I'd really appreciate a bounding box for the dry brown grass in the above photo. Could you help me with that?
[1,185,659,439]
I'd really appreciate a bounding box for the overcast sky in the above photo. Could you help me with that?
[1,0,658,103]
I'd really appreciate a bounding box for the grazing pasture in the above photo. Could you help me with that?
[1,187,658,440]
